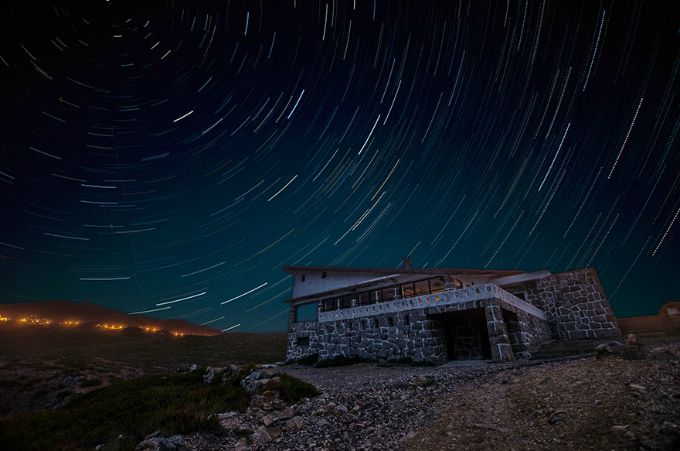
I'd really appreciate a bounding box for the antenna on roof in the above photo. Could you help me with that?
[401,256,412,269]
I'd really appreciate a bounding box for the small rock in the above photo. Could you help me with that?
[188,364,198,372]
[255,426,271,443]
[280,407,295,419]
[629,383,646,392]
[410,375,435,387]
[261,414,274,426]
[265,426,282,440]
[203,367,216,384]
[612,424,628,432]
[285,416,304,431]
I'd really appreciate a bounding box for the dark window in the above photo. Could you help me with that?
[404,315,410,326]
[340,295,353,309]
[371,290,382,303]
[402,283,416,298]
[296,336,310,346]
[322,298,337,312]
[388,317,394,327]
[321,271,327,279]
[374,318,380,328]
[453,278,463,289]
[301,274,306,282]
[414,279,430,295]
[381,287,396,302]
[430,277,445,293]
[358,291,370,306]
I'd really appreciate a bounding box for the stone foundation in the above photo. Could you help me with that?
[287,296,550,363]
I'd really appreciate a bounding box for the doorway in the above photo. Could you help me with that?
[434,309,491,360]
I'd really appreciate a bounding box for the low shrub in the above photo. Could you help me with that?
[0,372,250,450]
[272,374,319,403]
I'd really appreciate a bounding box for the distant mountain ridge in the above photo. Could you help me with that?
[0,300,219,336]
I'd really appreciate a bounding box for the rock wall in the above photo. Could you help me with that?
[287,297,551,363]
[523,268,621,340]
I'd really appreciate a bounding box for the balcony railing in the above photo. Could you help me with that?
[317,283,546,322]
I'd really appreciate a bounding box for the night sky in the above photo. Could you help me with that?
[1,0,679,332]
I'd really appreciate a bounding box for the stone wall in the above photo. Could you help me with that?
[522,268,620,340]
[287,296,551,363]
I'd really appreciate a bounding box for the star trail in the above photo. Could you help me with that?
[0,0,679,332]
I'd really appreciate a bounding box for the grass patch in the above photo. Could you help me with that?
[0,371,250,451]
[271,374,319,403]
[291,353,319,366]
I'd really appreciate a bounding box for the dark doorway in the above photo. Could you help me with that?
[434,309,491,360]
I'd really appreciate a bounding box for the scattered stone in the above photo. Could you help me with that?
[203,367,216,384]
[594,341,625,356]
[188,364,198,372]
[135,434,183,451]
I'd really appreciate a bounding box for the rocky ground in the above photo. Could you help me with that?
[2,333,679,450]
[181,337,680,451]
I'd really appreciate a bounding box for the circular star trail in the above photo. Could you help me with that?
[0,0,679,331]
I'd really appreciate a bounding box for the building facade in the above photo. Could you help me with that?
[285,265,621,363]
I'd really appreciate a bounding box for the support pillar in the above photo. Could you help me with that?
[485,305,514,362]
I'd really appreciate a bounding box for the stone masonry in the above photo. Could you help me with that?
[288,297,551,364]
[286,267,620,364]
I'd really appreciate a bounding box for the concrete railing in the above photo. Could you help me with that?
[317,283,546,322]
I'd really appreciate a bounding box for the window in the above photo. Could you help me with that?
[358,291,371,306]
[371,290,382,303]
[296,336,310,346]
[340,295,353,309]
[402,283,415,298]
[430,277,445,293]
[301,274,306,282]
[374,318,380,328]
[453,278,463,289]
[321,298,337,312]
[388,317,394,327]
[321,271,327,279]
[381,286,396,302]
[404,315,410,326]
[414,279,429,295]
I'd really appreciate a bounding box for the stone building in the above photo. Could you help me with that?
[285,265,621,363]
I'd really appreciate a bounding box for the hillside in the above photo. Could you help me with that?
[0,300,219,336]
